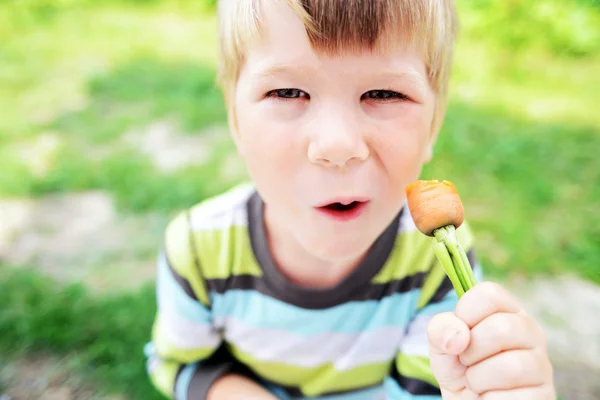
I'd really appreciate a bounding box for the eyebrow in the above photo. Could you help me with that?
[250,63,317,81]
[373,68,429,92]
[249,63,430,94]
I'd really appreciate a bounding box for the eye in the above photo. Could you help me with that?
[362,90,409,101]
[266,88,309,99]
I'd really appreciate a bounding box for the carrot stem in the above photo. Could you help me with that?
[433,242,465,298]
[445,225,477,288]
[433,225,477,295]
[458,241,477,287]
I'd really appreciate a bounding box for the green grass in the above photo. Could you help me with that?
[0,0,598,398]
[423,101,600,283]
[0,267,162,400]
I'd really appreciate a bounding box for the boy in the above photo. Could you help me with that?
[144,0,555,399]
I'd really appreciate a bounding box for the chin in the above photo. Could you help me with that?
[303,230,377,262]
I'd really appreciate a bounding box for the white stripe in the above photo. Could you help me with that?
[333,327,406,370]
[398,202,418,233]
[190,207,248,231]
[158,304,221,349]
[189,183,254,231]
[216,317,405,369]
[398,315,431,357]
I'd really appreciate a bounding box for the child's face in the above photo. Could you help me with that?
[232,1,437,261]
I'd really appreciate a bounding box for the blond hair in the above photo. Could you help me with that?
[216,0,458,135]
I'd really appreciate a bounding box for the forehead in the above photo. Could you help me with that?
[256,0,428,55]
[242,0,428,82]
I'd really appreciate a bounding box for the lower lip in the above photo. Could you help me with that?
[315,201,370,222]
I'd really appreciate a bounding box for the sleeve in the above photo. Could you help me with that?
[144,211,257,400]
[383,223,484,399]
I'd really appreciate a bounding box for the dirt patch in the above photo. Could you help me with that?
[503,274,600,399]
[0,355,124,400]
[121,120,229,173]
[0,191,167,292]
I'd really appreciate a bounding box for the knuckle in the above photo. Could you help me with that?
[458,352,471,367]
[489,313,513,337]
[479,281,505,301]
[510,353,530,378]
[464,367,483,394]
[426,312,448,342]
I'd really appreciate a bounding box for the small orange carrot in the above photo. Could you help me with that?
[405,180,464,237]
[405,180,476,297]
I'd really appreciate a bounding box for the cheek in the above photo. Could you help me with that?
[374,111,431,162]
[235,103,303,191]
[371,111,432,188]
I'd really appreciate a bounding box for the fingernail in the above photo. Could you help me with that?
[442,329,461,353]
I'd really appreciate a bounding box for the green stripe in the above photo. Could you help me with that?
[417,260,448,309]
[191,225,263,279]
[371,232,436,284]
[164,211,211,305]
[148,358,179,399]
[229,344,391,396]
[396,354,439,388]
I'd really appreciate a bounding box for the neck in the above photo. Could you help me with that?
[264,206,365,289]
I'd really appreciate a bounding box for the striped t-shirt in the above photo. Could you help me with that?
[144,183,481,400]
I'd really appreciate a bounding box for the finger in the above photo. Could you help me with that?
[465,348,552,394]
[480,384,556,400]
[456,281,523,328]
[428,312,471,356]
[427,312,470,392]
[441,387,479,400]
[459,312,545,366]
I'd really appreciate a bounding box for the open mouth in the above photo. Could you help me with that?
[316,200,369,221]
[322,201,362,212]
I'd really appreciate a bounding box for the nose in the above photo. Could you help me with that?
[307,110,370,168]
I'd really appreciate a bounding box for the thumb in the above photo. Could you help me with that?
[427,312,471,394]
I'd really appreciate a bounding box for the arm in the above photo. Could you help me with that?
[208,375,279,400]
[384,233,483,399]
[144,212,276,400]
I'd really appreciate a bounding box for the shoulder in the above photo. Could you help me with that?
[187,182,255,231]
[163,182,257,281]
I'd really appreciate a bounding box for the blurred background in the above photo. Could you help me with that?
[0,0,598,399]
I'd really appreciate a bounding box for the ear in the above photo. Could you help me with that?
[425,97,444,163]
[423,123,441,163]
[225,91,244,156]
[423,143,434,163]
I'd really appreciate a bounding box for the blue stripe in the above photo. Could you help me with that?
[263,384,385,400]
[210,289,421,335]
[175,363,198,400]
[384,377,441,399]
[157,253,212,323]
[417,292,458,317]
[474,264,485,282]
[311,385,385,400]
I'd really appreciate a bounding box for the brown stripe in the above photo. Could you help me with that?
[163,250,198,301]
[204,271,428,310]
[391,368,441,396]
[186,344,260,400]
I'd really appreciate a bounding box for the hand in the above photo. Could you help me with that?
[427,282,555,399]
[207,374,279,400]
